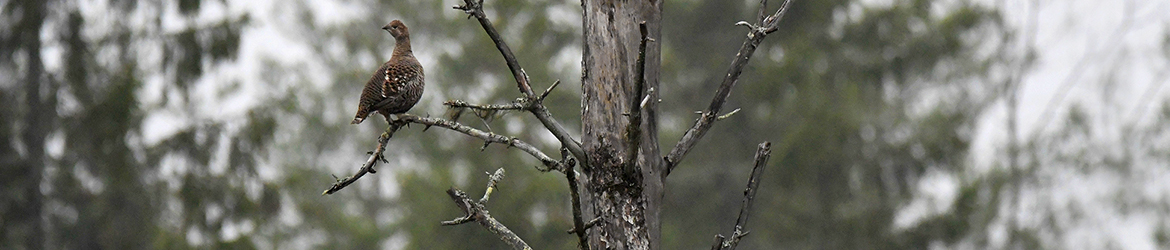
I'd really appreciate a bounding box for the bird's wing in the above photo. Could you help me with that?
[370,93,400,109]
[370,64,413,108]
[381,63,420,98]
[379,65,396,98]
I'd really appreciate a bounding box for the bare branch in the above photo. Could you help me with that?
[453,0,533,96]
[454,0,585,162]
[530,106,584,163]
[325,112,566,194]
[479,168,506,204]
[561,147,589,249]
[445,99,527,112]
[568,217,603,234]
[665,0,795,175]
[625,21,652,174]
[323,124,403,195]
[584,217,602,229]
[716,108,742,121]
[712,142,772,250]
[442,169,533,250]
[640,87,654,109]
[756,0,768,25]
[539,80,561,102]
[761,0,794,34]
[710,235,726,250]
[396,114,565,172]
[443,80,563,116]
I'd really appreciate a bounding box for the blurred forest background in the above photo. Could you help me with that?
[3,0,1170,249]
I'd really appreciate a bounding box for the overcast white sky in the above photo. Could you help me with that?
[951,1,1170,249]
[971,0,1170,167]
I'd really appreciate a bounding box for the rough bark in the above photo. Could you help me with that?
[580,0,663,249]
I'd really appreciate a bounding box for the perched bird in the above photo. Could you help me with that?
[352,20,425,125]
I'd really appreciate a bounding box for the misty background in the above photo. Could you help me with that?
[2,0,1169,249]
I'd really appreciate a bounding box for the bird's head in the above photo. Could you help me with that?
[382,20,409,40]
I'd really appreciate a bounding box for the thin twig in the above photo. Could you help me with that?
[443,189,476,225]
[443,79,562,119]
[727,142,771,249]
[445,99,527,111]
[324,113,564,194]
[665,0,794,175]
[442,171,533,250]
[323,123,403,195]
[716,108,742,121]
[568,217,604,234]
[540,80,561,102]
[756,0,768,25]
[761,0,794,34]
[710,235,727,250]
[454,0,585,162]
[583,217,602,229]
[561,147,589,249]
[480,168,506,204]
[454,0,533,96]
[711,142,772,250]
[530,105,583,163]
[397,114,565,172]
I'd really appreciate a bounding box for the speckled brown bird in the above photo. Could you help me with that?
[352,20,425,125]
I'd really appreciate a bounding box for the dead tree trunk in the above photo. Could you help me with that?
[580,0,663,249]
[333,1,792,249]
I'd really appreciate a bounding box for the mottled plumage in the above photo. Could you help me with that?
[352,20,425,125]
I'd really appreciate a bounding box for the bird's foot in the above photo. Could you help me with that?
[383,113,411,127]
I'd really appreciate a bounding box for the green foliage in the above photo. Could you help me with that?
[1,0,261,249]
[660,0,997,249]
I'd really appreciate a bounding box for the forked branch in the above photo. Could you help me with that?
[454,0,585,163]
[397,114,566,172]
[323,126,396,195]
[560,147,589,249]
[711,142,772,250]
[324,114,570,195]
[443,168,533,250]
[666,0,795,175]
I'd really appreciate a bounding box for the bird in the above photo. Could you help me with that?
[352,20,425,125]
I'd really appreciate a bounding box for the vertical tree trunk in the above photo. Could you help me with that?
[580,0,662,249]
[13,0,49,248]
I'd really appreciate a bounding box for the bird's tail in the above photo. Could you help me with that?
[352,109,368,124]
